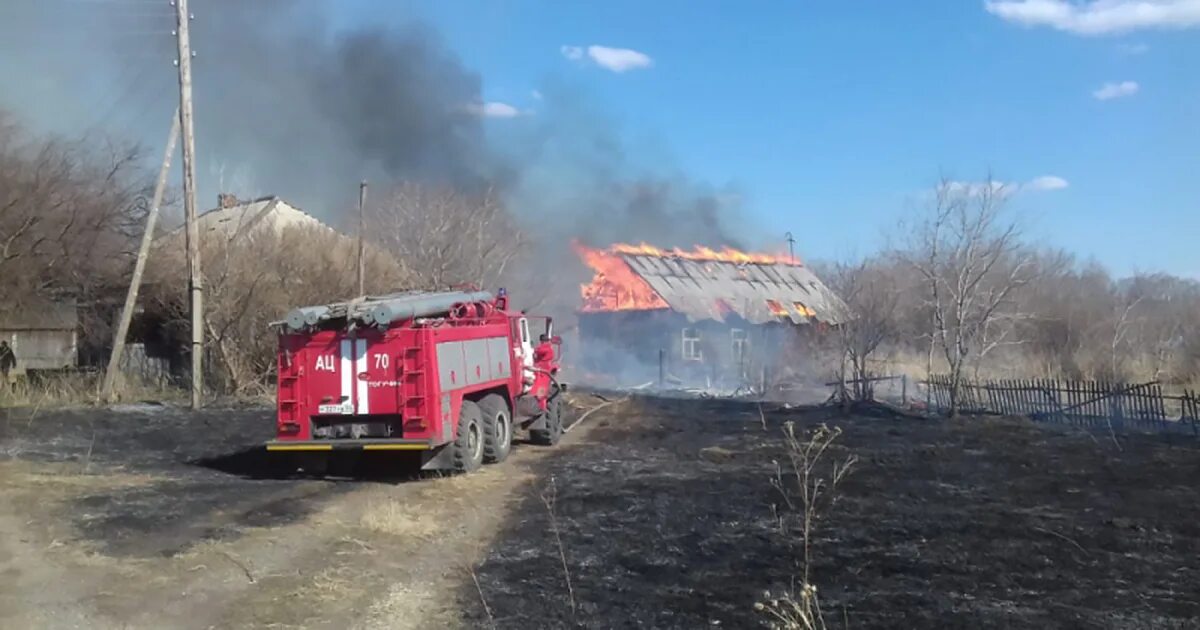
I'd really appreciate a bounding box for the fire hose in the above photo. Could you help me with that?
[526,366,627,434]
[563,396,625,433]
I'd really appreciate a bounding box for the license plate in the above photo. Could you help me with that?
[318,403,353,415]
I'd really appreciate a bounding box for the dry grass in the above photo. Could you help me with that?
[0,371,181,409]
[359,499,443,539]
[308,565,358,601]
[0,461,156,489]
[362,580,457,630]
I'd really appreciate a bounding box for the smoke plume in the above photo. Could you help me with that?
[0,0,504,212]
[1,0,749,244]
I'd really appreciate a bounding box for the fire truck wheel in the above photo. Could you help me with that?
[478,394,513,464]
[452,400,485,473]
[530,396,563,446]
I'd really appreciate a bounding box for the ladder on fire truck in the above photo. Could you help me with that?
[401,344,425,429]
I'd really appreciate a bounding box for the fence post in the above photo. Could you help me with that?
[658,348,665,387]
[901,374,908,407]
[1109,381,1125,432]
[1188,390,1198,437]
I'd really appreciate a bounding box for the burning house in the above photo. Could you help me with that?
[573,242,849,388]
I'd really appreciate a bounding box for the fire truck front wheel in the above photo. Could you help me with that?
[478,394,513,464]
[451,400,485,473]
[530,396,563,446]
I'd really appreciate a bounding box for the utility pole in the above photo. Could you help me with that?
[357,180,367,296]
[174,0,203,408]
[101,108,180,402]
[784,231,796,265]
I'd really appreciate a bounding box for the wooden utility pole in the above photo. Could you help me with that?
[101,108,181,402]
[174,0,203,408]
[357,180,367,296]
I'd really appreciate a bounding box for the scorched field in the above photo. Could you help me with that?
[1,394,1198,629]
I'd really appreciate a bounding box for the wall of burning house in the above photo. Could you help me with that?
[578,309,815,389]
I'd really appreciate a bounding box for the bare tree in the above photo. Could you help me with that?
[1122,274,1199,382]
[903,175,1034,417]
[828,259,899,402]
[364,182,525,291]
[0,110,152,352]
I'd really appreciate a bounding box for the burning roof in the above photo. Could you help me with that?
[573,242,849,325]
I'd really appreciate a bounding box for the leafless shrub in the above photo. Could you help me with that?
[827,260,900,403]
[757,423,856,630]
[146,222,409,394]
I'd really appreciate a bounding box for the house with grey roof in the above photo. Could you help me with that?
[575,246,849,388]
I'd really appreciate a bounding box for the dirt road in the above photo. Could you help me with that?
[3,396,1199,629]
[0,398,609,629]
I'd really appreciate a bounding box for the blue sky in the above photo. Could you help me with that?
[336,0,1198,277]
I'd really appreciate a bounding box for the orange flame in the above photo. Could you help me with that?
[572,241,670,312]
[608,242,799,266]
[573,240,800,313]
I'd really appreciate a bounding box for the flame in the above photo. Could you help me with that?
[608,242,799,266]
[573,240,801,313]
[572,241,670,312]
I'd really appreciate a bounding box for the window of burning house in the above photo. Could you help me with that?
[731,328,749,378]
[681,328,702,361]
[731,328,749,357]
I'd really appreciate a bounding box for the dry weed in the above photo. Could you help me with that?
[757,422,857,630]
[541,475,577,621]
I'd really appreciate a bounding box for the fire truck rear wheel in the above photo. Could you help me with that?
[478,394,513,464]
[452,400,485,473]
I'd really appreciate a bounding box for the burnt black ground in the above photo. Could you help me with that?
[0,403,348,557]
[464,397,1200,629]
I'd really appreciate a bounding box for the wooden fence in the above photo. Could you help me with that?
[924,375,1200,435]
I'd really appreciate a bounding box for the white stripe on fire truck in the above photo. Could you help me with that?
[355,338,369,415]
[339,339,352,412]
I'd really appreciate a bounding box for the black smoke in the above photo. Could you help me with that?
[189,4,513,209]
[0,0,506,214]
[0,0,753,256]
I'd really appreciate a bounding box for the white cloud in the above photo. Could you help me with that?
[938,175,1069,197]
[1092,80,1140,100]
[585,45,653,72]
[1026,175,1070,190]
[531,89,543,101]
[985,0,1200,36]
[560,44,653,72]
[466,101,522,118]
[942,179,1012,198]
[1118,41,1150,53]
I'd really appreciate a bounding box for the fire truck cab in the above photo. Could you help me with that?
[267,289,565,473]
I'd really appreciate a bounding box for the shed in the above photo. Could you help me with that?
[0,296,78,375]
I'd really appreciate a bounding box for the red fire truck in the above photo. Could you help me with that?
[266,289,565,472]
